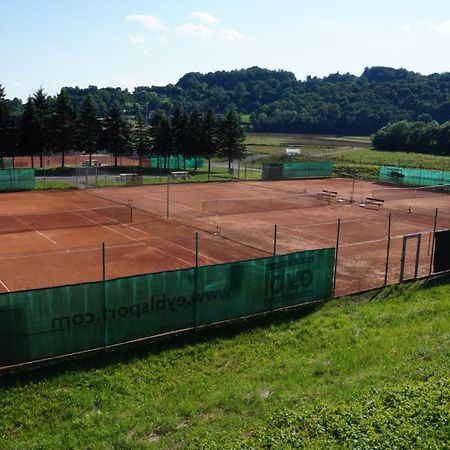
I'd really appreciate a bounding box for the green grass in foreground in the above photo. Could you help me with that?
[1,281,449,448]
[35,180,76,190]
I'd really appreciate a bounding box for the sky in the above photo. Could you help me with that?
[1,0,450,100]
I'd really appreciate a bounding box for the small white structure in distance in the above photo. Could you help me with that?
[285,148,301,156]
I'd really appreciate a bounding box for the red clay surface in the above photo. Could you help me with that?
[0,179,449,296]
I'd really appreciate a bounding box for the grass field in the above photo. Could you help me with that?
[245,133,450,172]
[1,279,449,448]
[35,180,76,190]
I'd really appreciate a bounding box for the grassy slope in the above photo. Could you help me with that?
[1,281,449,449]
[245,133,450,171]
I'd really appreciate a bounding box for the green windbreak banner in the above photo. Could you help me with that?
[0,248,334,368]
[0,282,104,366]
[149,156,204,170]
[262,162,333,180]
[433,230,450,273]
[379,166,450,187]
[0,169,35,192]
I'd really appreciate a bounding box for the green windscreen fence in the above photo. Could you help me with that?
[262,162,333,180]
[0,169,35,192]
[149,156,204,170]
[379,166,450,187]
[0,248,334,368]
[433,230,450,273]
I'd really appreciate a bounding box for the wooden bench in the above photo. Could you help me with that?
[361,197,384,210]
[83,159,101,167]
[169,171,190,180]
[318,190,337,202]
[115,173,143,185]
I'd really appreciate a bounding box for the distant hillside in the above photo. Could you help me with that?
[5,66,450,135]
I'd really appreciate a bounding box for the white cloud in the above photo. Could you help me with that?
[155,36,168,44]
[125,14,166,31]
[175,23,212,38]
[190,12,220,25]
[401,24,413,32]
[218,29,246,41]
[433,19,450,35]
[127,34,145,43]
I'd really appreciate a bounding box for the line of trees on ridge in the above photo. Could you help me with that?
[3,66,450,136]
[373,120,450,154]
[0,85,246,170]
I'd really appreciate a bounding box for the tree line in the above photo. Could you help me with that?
[3,66,449,136]
[373,120,450,154]
[0,85,246,170]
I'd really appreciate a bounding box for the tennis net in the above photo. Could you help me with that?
[0,205,132,234]
[201,192,327,216]
[372,184,450,201]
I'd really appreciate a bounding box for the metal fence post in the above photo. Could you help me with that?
[102,242,107,349]
[333,219,341,297]
[429,208,439,276]
[195,232,199,268]
[384,212,392,286]
[194,232,200,328]
[166,176,170,220]
[273,224,278,256]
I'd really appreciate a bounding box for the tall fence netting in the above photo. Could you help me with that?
[262,162,333,180]
[0,249,334,368]
[379,166,450,187]
[0,169,35,192]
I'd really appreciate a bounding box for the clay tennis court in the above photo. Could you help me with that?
[0,178,449,296]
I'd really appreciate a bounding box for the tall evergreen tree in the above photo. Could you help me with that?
[0,85,10,165]
[20,97,38,168]
[77,95,100,164]
[217,110,246,170]
[132,114,151,166]
[155,117,173,169]
[200,109,218,173]
[149,109,164,168]
[32,88,51,167]
[19,88,50,167]
[171,106,188,169]
[51,89,76,168]
[187,109,202,169]
[102,103,131,167]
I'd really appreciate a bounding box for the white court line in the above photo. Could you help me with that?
[9,214,70,252]
[0,242,146,262]
[68,204,219,265]
[0,279,11,292]
[35,230,70,252]
[277,229,336,247]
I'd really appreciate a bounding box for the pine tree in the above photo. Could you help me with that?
[171,106,188,169]
[51,89,76,168]
[77,95,100,164]
[20,97,38,168]
[132,114,150,166]
[149,109,164,168]
[102,103,131,167]
[0,85,10,165]
[187,109,202,170]
[19,88,50,167]
[201,109,218,173]
[217,110,246,170]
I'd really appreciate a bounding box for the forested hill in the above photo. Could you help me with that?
[6,66,450,135]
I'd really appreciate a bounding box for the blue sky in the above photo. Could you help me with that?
[1,0,449,99]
